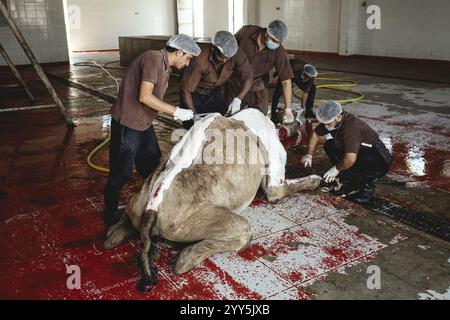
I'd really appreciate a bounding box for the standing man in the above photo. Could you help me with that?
[271,59,318,121]
[225,20,295,123]
[104,34,201,225]
[301,101,392,204]
[180,31,253,128]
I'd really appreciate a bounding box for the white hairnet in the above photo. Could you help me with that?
[267,20,288,42]
[212,31,238,58]
[303,64,318,77]
[316,100,343,124]
[166,34,201,56]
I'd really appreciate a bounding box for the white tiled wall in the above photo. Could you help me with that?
[276,0,450,61]
[0,0,69,66]
[283,0,341,54]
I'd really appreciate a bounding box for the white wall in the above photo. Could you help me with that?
[0,0,69,66]
[354,0,450,61]
[258,0,283,27]
[203,0,228,37]
[66,0,176,52]
[283,0,340,54]
[244,0,257,26]
[259,0,450,61]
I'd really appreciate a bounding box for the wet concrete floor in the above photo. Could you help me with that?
[0,52,449,300]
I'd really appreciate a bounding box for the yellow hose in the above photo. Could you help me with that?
[87,136,111,173]
[294,77,364,104]
[86,136,140,174]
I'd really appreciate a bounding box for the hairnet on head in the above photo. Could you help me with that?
[267,20,288,42]
[166,34,201,56]
[316,100,343,124]
[212,31,238,58]
[303,64,318,77]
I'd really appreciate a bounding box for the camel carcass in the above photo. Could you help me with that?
[104,109,321,290]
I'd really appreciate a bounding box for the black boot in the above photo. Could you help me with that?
[331,170,358,197]
[104,185,120,226]
[305,109,316,120]
[347,178,377,205]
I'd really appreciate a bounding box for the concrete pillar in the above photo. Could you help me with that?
[338,0,362,56]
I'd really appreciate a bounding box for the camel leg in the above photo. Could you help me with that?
[137,210,158,292]
[103,214,135,249]
[168,204,252,275]
[262,174,322,203]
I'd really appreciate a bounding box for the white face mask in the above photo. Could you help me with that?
[265,38,280,50]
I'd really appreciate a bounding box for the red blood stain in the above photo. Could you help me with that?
[296,230,311,238]
[323,246,352,266]
[153,185,162,198]
[250,198,265,207]
[321,256,340,270]
[390,143,450,191]
[237,243,269,261]
[297,289,311,300]
[289,271,305,283]
[203,259,263,300]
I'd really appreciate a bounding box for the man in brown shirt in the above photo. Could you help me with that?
[104,34,201,225]
[224,20,295,121]
[301,101,392,204]
[180,31,253,128]
[272,59,318,121]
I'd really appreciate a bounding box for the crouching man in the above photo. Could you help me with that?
[300,100,392,204]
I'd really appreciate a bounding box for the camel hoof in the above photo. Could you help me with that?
[137,275,157,292]
[103,240,114,250]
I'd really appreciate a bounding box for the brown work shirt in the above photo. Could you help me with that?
[181,45,253,96]
[234,25,293,90]
[315,112,380,154]
[111,49,171,131]
[291,58,314,93]
[274,58,314,93]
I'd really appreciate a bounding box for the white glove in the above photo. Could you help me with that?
[323,166,339,183]
[227,97,241,115]
[301,154,313,168]
[174,107,194,121]
[282,108,294,124]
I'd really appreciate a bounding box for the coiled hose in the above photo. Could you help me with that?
[294,77,364,104]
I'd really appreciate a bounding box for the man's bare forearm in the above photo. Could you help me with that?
[140,94,177,116]
[302,93,308,108]
[180,90,196,112]
[307,131,319,155]
[336,153,357,171]
[237,79,253,101]
[282,79,292,108]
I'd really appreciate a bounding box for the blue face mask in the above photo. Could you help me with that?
[265,39,280,50]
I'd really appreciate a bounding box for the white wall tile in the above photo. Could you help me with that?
[0,0,69,65]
